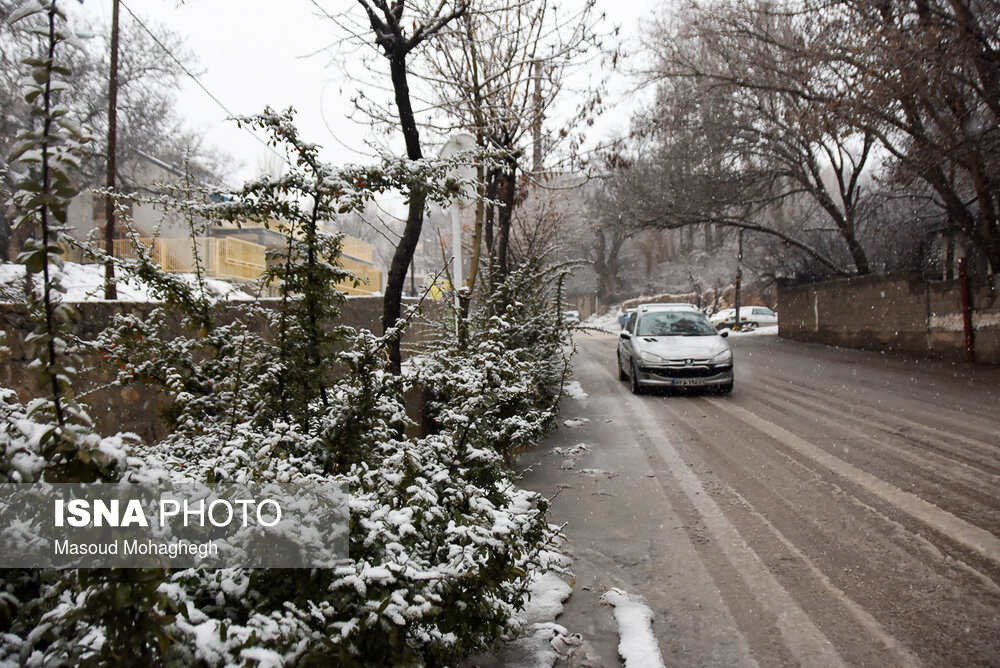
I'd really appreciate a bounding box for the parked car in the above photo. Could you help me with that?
[618,304,734,394]
[562,310,581,326]
[709,306,778,331]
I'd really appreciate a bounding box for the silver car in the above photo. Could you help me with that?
[709,306,778,331]
[617,304,734,395]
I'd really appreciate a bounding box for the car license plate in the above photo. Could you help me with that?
[670,378,703,387]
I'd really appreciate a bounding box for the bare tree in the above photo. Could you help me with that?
[567,174,638,304]
[647,2,876,274]
[597,74,855,280]
[1,3,221,259]
[422,0,608,282]
[813,0,1000,273]
[330,0,468,374]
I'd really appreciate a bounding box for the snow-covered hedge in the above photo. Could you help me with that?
[1,262,570,666]
[0,52,571,663]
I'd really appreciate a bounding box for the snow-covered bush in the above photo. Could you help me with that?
[415,257,574,465]
[2,90,567,666]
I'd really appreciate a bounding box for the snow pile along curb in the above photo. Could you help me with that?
[600,588,666,668]
[500,568,576,668]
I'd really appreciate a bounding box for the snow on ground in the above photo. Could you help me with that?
[562,418,589,428]
[554,443,591,470]
[581,310,622,332]
[721,325,779,337]
[499,562,576,668]
[522,571,573,624]
[563,381,589,400]
[600,588,666,668]
[0,262,254,303]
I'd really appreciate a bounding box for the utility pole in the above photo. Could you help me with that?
[734,229,743,330]
[103,0,120,299]
[532,60,543,173]
[958,256,975,362]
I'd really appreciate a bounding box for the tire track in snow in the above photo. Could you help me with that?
[708,400,1000,568]
[757,381,1000,483]
[753,376,1000,469]
[753,384,1000,524]
[619,391,847,667]
[656,396,929,666]
[724,484,925,666]
[568,340,758,666]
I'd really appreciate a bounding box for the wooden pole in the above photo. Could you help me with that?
[959,256,975,363]
[103,0,120,299]
[734,229,743,329]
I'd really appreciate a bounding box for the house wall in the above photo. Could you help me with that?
[777,273,1000,363]
[67,159,192,242]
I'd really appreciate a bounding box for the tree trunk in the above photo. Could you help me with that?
[0,214,11,262]
[484,167,499,254]
[493,159,517,281]
[382,54,426,375]
[593,227,626,304]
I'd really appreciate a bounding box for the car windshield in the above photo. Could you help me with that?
[637,312,717,337]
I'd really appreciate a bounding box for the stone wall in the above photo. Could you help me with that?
[1,296,443,441]
[777,273,1000,363]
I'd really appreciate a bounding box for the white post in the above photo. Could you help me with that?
[439,132,475,338]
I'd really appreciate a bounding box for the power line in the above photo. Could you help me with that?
[118,0,289,168]
[116,1,394,250]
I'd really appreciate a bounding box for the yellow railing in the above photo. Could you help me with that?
[77,235,380,291]
[110,237,266,281]
[212,237,266,280]
[337,256,383,296]
[112,239,134,260]
[340,236,375,264]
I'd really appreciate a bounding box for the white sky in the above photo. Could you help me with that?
[72,0,658,185]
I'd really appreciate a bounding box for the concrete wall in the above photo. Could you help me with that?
[1,296,442,441]
[777,273,1000,363]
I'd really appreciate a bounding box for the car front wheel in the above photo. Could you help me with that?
[617,352,628,381]
[629,361,643,394]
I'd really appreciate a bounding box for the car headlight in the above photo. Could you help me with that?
[640,351,666,363]
[709,349,733,365]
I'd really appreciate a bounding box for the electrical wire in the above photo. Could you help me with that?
[118,0,290,168]
[118,1,402,250]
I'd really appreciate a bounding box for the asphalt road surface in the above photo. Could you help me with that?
[516,331,1000,667]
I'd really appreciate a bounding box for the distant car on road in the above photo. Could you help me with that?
[710,306,778,331]
[618,303,734,395]
[562,310,581,326]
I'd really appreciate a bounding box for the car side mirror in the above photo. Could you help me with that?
[620,331,632,340]
[720,330,729,338]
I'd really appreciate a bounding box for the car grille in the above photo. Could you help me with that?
[643,365,721,379]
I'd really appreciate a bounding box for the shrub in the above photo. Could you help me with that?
[1,94,570,666]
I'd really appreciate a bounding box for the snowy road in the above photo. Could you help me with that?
[515,331,1000,666]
